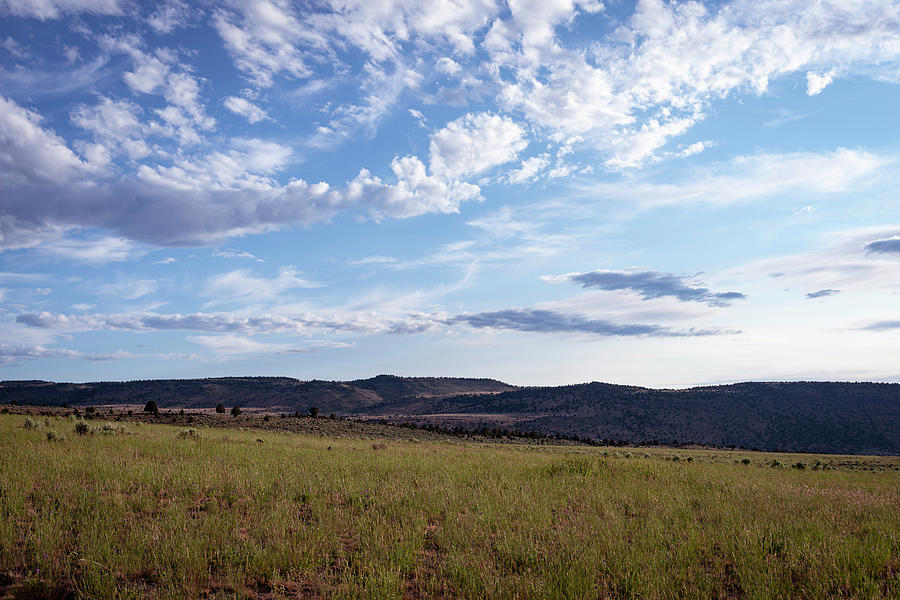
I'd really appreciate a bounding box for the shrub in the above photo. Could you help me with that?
[231,405,241,417]
[46,430,64,442]
[741,458,751,465]
[263,415,271,422]
[144,400,159,415]
[215,403,225,414]
[793,461,806,470]
[309,406,320,418]
[85,406,96,415]
[23,417,37,430]
[178,428,200,439]
[74,421,89,435]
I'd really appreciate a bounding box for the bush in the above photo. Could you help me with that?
[215,403,225,414]
[144,400,159,415]
[74,421,89,435]
[46,430,64,442]
[231,405,241,417]
[98,423,125,435]
[23,417,38,430]
[741,458,751,465]
[793,461,806,470]
[178,428,200,439]
[309,406,320,418]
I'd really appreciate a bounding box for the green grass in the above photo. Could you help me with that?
[0,414,898,599]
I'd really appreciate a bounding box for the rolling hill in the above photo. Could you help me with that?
[1,377,898,454]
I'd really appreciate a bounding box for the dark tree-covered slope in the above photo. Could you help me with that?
[1,377,898,454]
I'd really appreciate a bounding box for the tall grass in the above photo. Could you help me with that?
[0,414,897,599]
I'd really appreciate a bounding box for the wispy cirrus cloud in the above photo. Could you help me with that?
[186,334,351,356]
[204,266,322,304]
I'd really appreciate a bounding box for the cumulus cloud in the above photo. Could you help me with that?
[806,288,840,299]
[0,0,122,19]
[484,0,900,166]
[0,95,492,249]
[0,96,89,185]
[213,2,316,87]
[506,155,550,184]
[550,269,746,306]
[449,308,725,337]
[223,96,269,123]
[428,112,527,179]
[806,69,837,96]
[146,0,192,34]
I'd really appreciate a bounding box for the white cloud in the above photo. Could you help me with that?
[224,96,269,123]
[147,0,192,34]
[40,236,140,263]
[212,249,263,262]
[806,69,837,95]
[70,97,152,161]
[205,266,322,303]
[186,333,350,355]
[16,309,444,336]
[213,2,316,87]
[96,278,159,300]
[576,148,889,208]
[123,52,169,95]
[0,0,121,19]
[506,154,550,184]
[429,112,527,179]
[346,156,481,219]
[2,36,28,59]
[0,96,89,185]
[486,0,900,167]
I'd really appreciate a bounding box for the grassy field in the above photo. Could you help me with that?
[0,414,898,599]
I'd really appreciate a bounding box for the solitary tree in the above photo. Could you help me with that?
[309,406,320,418]
[231,405,241,417]
[144,400,159,415]
[215,403,225,414]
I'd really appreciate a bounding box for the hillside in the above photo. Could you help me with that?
[375,381,900,455]
[0,376,512,414]
[2,377,899,454]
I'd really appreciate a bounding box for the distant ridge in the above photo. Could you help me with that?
[1,377,898,455]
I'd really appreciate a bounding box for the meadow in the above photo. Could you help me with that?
[0,413,897,599]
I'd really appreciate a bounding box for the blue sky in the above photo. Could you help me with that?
[2,0,900,386]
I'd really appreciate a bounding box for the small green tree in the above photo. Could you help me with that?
[231,405,241,417]
[144,400,159,415]
[215,403,225,414]
[309,406,320,418]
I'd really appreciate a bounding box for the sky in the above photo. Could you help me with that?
[1,0,900,387]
